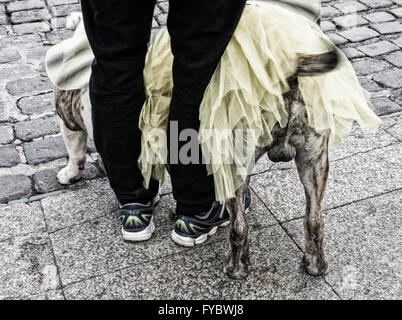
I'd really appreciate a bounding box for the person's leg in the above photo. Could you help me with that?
[167,0,247,216]
[80,0,159,206]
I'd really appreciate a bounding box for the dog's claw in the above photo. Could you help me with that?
[224,265,248,280]
[57,165,83,185]
[302,254,329,276]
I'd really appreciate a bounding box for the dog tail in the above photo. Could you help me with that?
[66,12,83,31]
[296,49,340,77]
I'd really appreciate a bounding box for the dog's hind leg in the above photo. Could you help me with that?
[294,131,329,276]
[57,119,88,185]
[224,182,250,280]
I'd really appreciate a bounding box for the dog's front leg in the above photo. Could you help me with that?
[57,119,88,185]
[224,184,250,280]
[294,132,329,276]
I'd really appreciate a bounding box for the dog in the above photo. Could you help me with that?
[53,4,337,280]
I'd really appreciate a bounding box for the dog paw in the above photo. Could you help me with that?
[66,12,83,31]
[224,265,249,280]
[302,254,329,276]
[57,165,83,185]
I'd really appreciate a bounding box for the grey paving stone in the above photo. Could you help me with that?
[10,8,51,24]
[0,174,32,203]
[13,21,50,34]
[6,0,46,13]
[0,124,13,144]
[333,14,368,29]
[364,11,396,23]
[327,33,348,45]
[0,233,60,299]
[390,7,402,18]
[63,225,337,300]
[26,45,49,60]
[373,68,402,89]
[384,51,402,68]
[372,21,402,34]
[0,144,20,167]
[251,144,402,221]
[45,29,73,45]
[321,6,341,18]
[41,182,117,233]
[24,136,68,165]
[392,37,402,48]
[342,47,365,59]
[0,33,42,48]
[47,0,78,6]
[157,1,169,14]
[352,58,391,76]
[0,64,36,81]
[359,76,384,91]
[50,3,81,17]
[17,93,54,115]
[6,76,52,96]
[333,1,368,14]
[357,40,399,57]
[372,97,402,115]
[283,190,402,299]
[159,171,172,195]
[50,17,66,29]
[385,115,402,141]
[22,289,64,300]
[50,192,276,287]
[49,196,180,285]
[328,124,397,161]
[0,202,46,241]
[156,13,167,27]
[390,88,402,105]
[359,0,394,8]
[339,27,380,42]
[0,48,20,64]
[15,116,59,141]
[320,20,336,32]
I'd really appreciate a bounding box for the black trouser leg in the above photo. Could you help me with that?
[167,0,247,215]
[80,0,159,205]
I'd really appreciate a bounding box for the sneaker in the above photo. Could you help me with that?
[171,187,252,247]
[119,195,160,242]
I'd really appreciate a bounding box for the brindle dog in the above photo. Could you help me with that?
[54,12,337,280]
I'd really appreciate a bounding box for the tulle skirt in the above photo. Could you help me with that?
[139,2,382,202]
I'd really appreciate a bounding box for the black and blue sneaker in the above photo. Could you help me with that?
[171,187,252,247]
[119,195,160,242]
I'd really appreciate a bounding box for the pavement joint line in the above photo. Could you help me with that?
[322,277,342,300]
[383,128,402,142]
[321,187,402,213]
[250,163,275,177]
[59,220,289,291]
[2,177,109,207]
[47,205,118,235]
[330,140,400,163]
[38,199,67,300]
[250,185,305,253]
[259,185,402,226]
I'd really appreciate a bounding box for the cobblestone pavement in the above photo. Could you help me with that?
[0,0,401,300]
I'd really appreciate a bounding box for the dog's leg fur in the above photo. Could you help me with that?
[294,130,329,276]
[224,181,250,280]
[57,119,88,184]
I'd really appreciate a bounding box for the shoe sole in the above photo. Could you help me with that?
[171,198,252,248]
[122,219,155,242]
[171,220,230,247]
